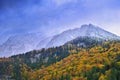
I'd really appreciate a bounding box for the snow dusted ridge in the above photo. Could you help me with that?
[0,24,120,57]
[46,24,120,47]
[0,33,46,57]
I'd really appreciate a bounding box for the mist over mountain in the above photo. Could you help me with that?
[46,24,120,47]
[0,24,120,57]
[0,33,46,57]
[0,0,120,39]
[1,0,120,80]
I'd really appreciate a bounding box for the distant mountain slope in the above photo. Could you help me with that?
[46,24,120,47]
[36,36,53,49]
[0,34,11,45]
[64,36,104,48]
[0,24,120,57]
[0,33,46,57]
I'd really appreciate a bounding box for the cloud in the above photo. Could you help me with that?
[0,0,120,36]
[52,0,78,6]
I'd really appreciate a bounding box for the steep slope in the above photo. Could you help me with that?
[0,37,109,79]
[0,37,120,79]
[23,42,120,80]
[18,41,120,80]
[0,34,11,45]
[1,24,120,57]
[0,33,46,57]
[64,36,104,48]
[46,24,120,47]
[36,36,53,49]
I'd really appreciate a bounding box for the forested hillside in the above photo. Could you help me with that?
[0,37,120,80]
[20,40,120,80]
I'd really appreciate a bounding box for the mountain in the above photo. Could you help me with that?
[25,41,120,80]
[0,36,107,79]
[0,24,120,57]
[46,24,120,47]
[36,36,53,49]
[0,34,11,45]
[0,24,120,79]
[0,37,120,80]
[0,33,46,57]
[64,36,104,48]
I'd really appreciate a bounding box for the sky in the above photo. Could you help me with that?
[0,0,120,39]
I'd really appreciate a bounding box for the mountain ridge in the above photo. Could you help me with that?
[46,24,120,48]
[0,24,120,57]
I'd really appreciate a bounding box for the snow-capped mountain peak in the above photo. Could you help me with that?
[46,24,120,47]
[0,24,120,57]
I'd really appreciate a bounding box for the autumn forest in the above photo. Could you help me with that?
[0,37,120,80]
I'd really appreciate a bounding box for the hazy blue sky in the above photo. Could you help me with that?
[0,0,120,36]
